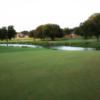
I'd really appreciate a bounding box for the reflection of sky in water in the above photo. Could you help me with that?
[52,46,95,51]
[0,44,95,51]
[0,44,42,48]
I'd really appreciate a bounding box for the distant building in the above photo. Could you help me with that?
[16,32,29,38]
[64,31,80,39]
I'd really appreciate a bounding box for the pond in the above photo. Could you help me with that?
[0,44,42,48]
[51,46,95,51]
[0,44,95,51]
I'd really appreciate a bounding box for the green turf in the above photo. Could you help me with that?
[0,46,100,100]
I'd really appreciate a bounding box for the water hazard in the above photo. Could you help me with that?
[0,44,95,51]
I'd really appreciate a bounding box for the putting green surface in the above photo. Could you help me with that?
[0,46,100,100]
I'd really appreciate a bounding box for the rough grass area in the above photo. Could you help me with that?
[0,46,100,100]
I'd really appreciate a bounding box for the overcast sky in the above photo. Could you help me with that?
[0,0,100,31]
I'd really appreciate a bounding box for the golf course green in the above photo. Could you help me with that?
[0,46,100,100]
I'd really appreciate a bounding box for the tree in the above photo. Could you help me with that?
[8,25,16,40]
[35,25,46,40]
[78,13,100,41]
[0,25,16,46]
[0,27,8,40]
[63,28,72,35]
[29,30,37,41]
[88,13,100,41]
[80,21,93,39]
[45,24,63,40]
[74,27,82,35]
[35,24,63,41]
[21,30,29,37]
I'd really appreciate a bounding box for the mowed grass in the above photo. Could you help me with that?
[0,47,100,100]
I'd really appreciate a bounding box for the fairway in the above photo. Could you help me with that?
[0,47,100,100]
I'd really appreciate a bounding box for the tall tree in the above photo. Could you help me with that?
[35,25,46,40]
[88,13,100,41]
[0,26,16,46]
[80,21,93,39]
[0,27,8,40]
[45,24,63,40]
[63,28,72,35]
[35,24,64,40]
[78,13,100,40]
[8,25,16,40]
[29,30,37,41]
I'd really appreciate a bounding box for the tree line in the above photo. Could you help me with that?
[29,13,100,41]
[0,26,16,40]
[0,13,100,42]
[0,26,16,46]
[29,24,63,41]
[74,13,100,41]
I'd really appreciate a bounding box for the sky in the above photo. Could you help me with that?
[0,0,100,32]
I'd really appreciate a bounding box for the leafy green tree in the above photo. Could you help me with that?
[29,30,37,41]
[74,27,82,35]
[0,27,8,46]
[35,24,63,41]
[63,28,72,35]
[79,21,93,39]
[88,13,100,41]
[0,29,1,39]
[44,24,63,40]
[8,25,16,40]
[0,26,16,46]
[35,25,46,40]
[0,27,8,40]
[78,13,100,40]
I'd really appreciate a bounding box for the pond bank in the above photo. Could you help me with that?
[0,44,95,51]
[0,40,100,50]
